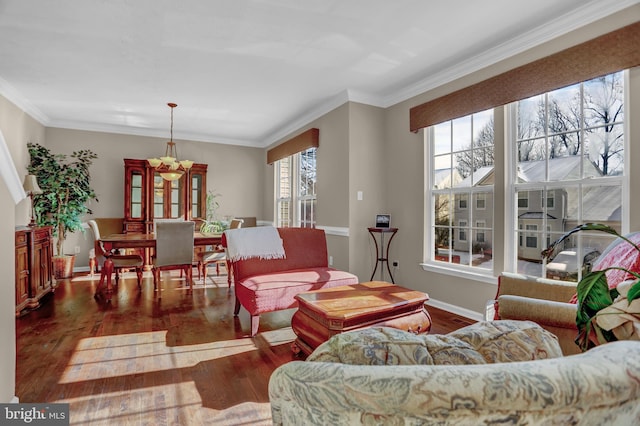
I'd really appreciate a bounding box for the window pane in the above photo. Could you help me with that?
[433,121,451,155]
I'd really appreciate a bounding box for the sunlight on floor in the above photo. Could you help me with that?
[60,331,262,383]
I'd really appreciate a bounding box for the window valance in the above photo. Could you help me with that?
[409,21,640,132]
[267,128,319,164]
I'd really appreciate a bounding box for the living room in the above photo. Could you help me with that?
[2,1,640,422]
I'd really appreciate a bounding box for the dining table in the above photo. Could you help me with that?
[96,232,223,300]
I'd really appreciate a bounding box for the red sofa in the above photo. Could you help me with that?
[222,227,359,336]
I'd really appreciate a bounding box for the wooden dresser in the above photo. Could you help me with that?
[15,226,54,316]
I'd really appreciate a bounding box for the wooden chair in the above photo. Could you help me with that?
[152,221,195,291]
[88,219,143,288]
[197,218,243,286]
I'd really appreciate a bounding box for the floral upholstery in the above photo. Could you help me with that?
[269,320,640,425]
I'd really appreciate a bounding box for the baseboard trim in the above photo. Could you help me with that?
[426,298,484,322]
[10,396,19,403]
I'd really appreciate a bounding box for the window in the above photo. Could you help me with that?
[476,220,485,243]
[525,224,538,248]
[275,147,317,228]
[512,71,625,280]
[517,192,528,209]
[459,194,468,209]
[424,70,628,283]
[427,109,494,270]
[458,220,468,242]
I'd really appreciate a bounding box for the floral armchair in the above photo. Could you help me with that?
[269,321,640,425]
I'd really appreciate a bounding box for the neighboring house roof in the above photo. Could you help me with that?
[519,212,558,220]
[455,166,494,188]
[517,156,602,182]
[567,185,622,222]
[453,156,603,188]
[433,168,462,188]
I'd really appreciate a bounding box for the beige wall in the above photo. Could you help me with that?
[45,128,265,266]
[1,94,46,402]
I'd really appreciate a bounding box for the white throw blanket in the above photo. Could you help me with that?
[225,226,286,261]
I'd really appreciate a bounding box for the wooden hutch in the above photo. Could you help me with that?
[122,159,208,265]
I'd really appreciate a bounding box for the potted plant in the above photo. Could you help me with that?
[199,190,228,234]
[542,223,640,351]
[27,143,98,278]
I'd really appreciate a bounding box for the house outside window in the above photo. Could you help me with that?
[427,109,494,269]
[512,71,625,280]
[275,147,317,228]
[424,70,627,282]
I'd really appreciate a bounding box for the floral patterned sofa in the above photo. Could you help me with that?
[269,320,640,425]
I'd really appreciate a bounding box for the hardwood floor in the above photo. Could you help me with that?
[16,270,476,425]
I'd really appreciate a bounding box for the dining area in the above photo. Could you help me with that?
[90,216,252,301]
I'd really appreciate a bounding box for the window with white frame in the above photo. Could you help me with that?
[424,70,628,282]
[427,109,494,270]
[512,71,625,281]
[275,147,317,228]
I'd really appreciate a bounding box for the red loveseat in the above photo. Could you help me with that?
[222,227,359,336]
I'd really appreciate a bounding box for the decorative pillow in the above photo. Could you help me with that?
[591,232,640,289]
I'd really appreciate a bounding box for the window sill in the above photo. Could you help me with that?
[420,262,498,285]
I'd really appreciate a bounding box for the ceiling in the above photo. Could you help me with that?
[0,0,635,148]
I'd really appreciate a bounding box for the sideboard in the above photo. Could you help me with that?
[15,226,54,316]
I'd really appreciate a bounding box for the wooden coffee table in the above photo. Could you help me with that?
[291,281,431,355]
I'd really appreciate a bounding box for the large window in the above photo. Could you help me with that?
[275,147,317,228]
[427,109,494,270]
[424,70,627,282]
[513,71,624,280]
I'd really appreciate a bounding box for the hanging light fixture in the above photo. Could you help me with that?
[147,102,194,181]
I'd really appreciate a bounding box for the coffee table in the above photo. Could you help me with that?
[291,281,431,355]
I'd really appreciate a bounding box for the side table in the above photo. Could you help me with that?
[368,227,398,283]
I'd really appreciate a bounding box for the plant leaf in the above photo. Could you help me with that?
[626,279,640,303]
[575,270,613,351]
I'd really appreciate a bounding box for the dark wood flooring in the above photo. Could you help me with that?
[16,270,475,425]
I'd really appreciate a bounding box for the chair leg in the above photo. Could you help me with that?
[250,315,260,337]
[115,268,120,284]
[136,267,143,289]
[227,260,232,288]
[186,266,193,289]
[153,268,159,290]
[216,262,220,276]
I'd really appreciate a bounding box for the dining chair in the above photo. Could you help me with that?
[197,218,243,286]
[88,219,144,288]
[153,221,195,291]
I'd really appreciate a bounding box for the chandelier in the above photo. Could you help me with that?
[147,103,194,181]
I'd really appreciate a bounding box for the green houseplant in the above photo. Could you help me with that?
[199,190,227,234]
[27,143,98,278]
[542,223,640,351]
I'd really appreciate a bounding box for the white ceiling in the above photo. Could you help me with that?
[0,0,636,148]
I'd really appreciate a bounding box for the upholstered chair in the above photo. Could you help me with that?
[152,221,195,291]
[197,218,243,286]
[87,219,144,288]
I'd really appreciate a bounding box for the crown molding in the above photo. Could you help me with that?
[380,0,639,108]
[0,77,49,125]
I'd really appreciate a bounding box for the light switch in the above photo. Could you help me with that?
[357,191,363,201]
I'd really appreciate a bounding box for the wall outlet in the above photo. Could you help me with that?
[392,260,399,269]
[329,255,334,266]
[74,246,81,254]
